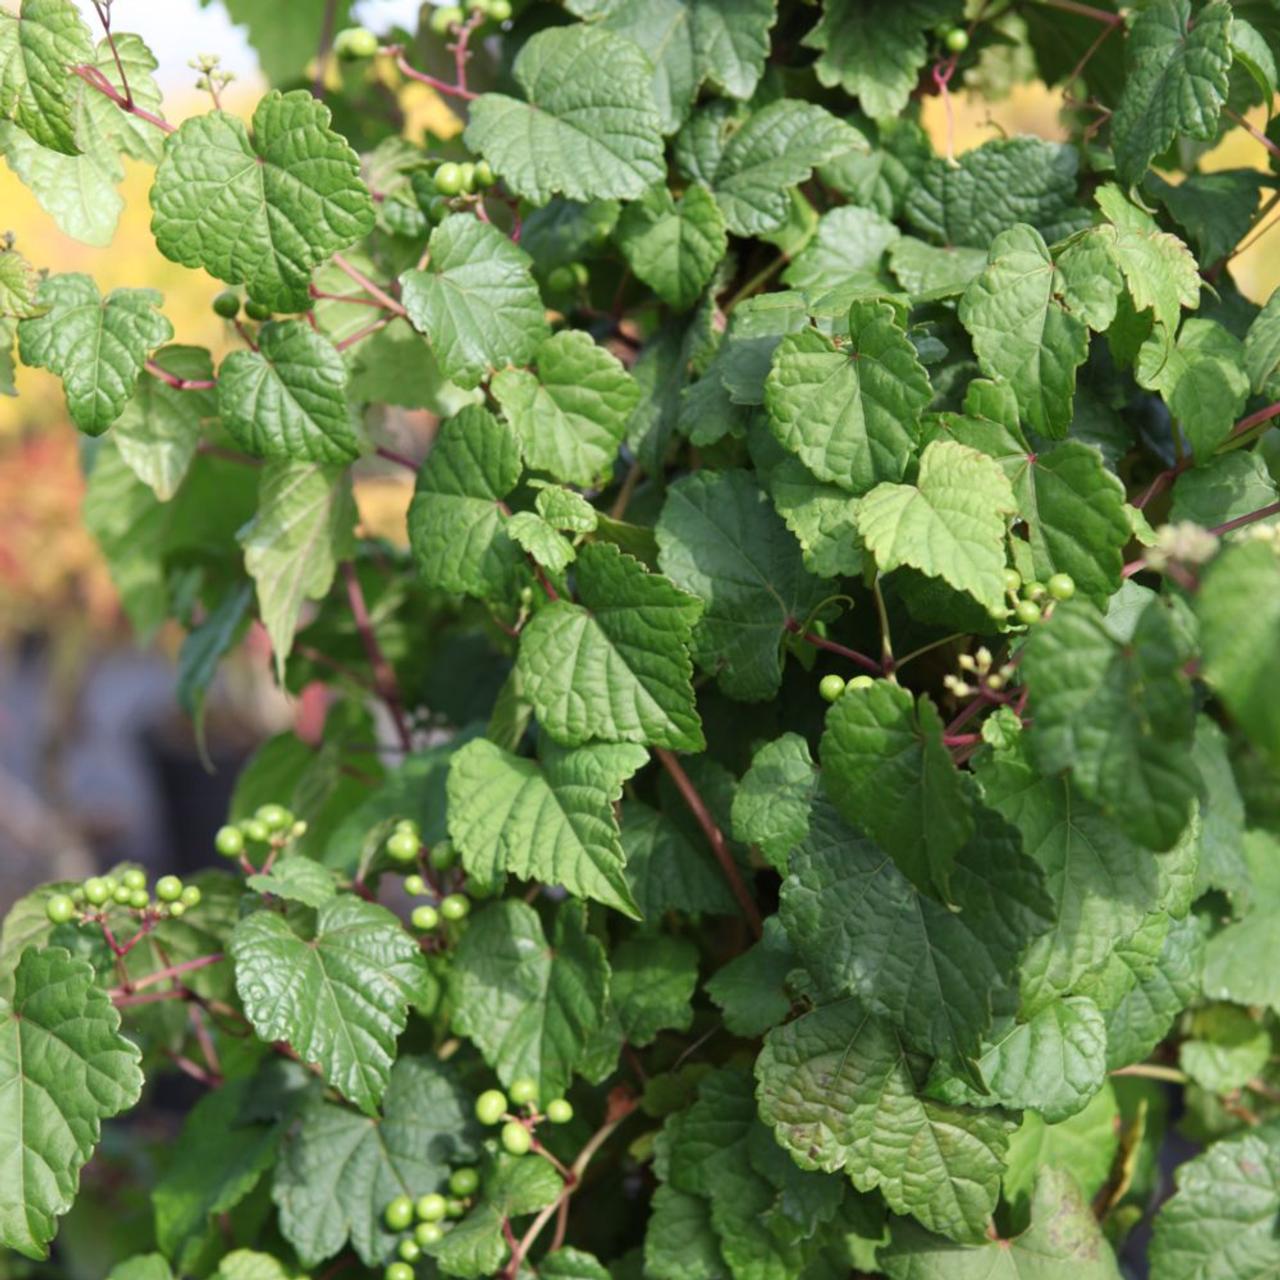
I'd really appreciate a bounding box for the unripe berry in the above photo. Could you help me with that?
[404,873,427,896]
[445,1198,466,1218]
[257,803,292,832]
[431,6,464,34]
[944,26,969,52]
[546,264,579,294]
[156,875,183,903]
[847,675,875,690]
[457,162,477,194]
[448,1167,479,1197]
[475,1088,508,1125]
[387,830,420,863]
[1022,580,1047,603]
[1014,599,1042,625]
[545,1098,573,1124]
[215,825,245,857]
[212,289,240,318]
[385,1195,415,1231]
[46,894,76,925]
[488,0,512,19]
[1003,568,1022,594]
[818,673,845,703]
[501,1120,532,1156]
[334,26,379,59]
[429,841,457,871]
[415,1222,444,1247]
[1047,572,1076,601]
[84,877,110,906]
[416,1193,447,1223]
[243,818,270,843]
[122,868,147,891]
[181,885,202,908]
[129,888,150,911]
[434,162,465,196]
[474,160,496,187]
[398,1240,422,1264]
[113,884,134,905]
[168,901,186,917]
[412,905,441,931]
[244,300,273,322]
[440,893,470,921]
[385,1264,414,1280]
[508,1077,538,1106]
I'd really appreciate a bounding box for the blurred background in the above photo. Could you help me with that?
[1,0,1277,914]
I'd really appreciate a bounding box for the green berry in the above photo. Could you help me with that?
[385,1264,414,1280]
[243,818,270,843]
[385,1194,415,1231]
[387,830,420,863]
[244,300,273,322]
[501,1121,532,1156]
[395,817,420,835]
[475,1088,508,1125]
[434,162,465,196]
[411,905,441,932]
[546,264,578,294]
[1003,568,1022,594]
[404,873,427,896]
[215,825,245,857]
[122,868,147,891]
[1022,580,1047,603]
[113,884,134,905]
[1014,599,1042,625]
[943,26,969,52]
[818,673,846,703]
[847,675,875,691]
[1047,572,1076,601]
[46,894,76,925]
[212,289,240,319]
[431,5,464,34]
[181,885,202,908]
[101,876,119,894]
[334,26,379,59]
[488,0,512,19]
[416,1193,448,1223]
[398,1240,422,1264]
[155,875,183,903]
[168,901,187,918]
[448,1167,480,1197]
[445,1198,466,1219]
[474,160,495,187]
[545,1098,573,1124]
[508,1077,538,1107]
[129,888,150,910]
[415,1222,444,1247]
[457,162,476,194]
[428,841,457,871]
[440,893,470,922]
[83,877,110,906]
[256,803,292,832]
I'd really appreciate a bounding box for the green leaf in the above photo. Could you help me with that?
[764,304,931,494]
[781,205,900,298]
[215,0,353,85]
[620,799,739,918]
[1245,286,1280,397]
[0,0,93,154]
[446,735,648,916]
[780,801,1051,1062]
[239,461,356,680]
[730,732,817,873]
[1022,597,1198,851]
[539,1247,612,1280]
[17,273,172,434]
[803,0,957,120]
[756,998,1013,1242]
[247,856,339,908]
[218,321,360,462]
[273,1055,479,1268]
[448,899,610,1099]
[1149,1121,1280,1280]
[150,90,374,312]
[645,1185,730,1280]
[768,458,865,578]
[706,915,797,1038]
[906,138,1088,249]
[463,25,665,204]
[958,224,1089,438]
[1179,1006,1271,1094]
[856,439,1017,615]
[407,405,528,602]
[230,896,430,1114]
[821,682,975,902]
[1146,170,1262,266]
[506,512,576,574]
[517,542,702,752]
[0,242,37,317]
[177,580,253,761]
[492,329,640,486]
[567,0,775,133]
[616,184,727,310]
[113,346,214,500]
[888,238,987,297]
[611,935,698,1045]
[1172,446,1277,530]
[400,214,548,390]
[1198,540,1280,765]
[880,1166,1123,1277]
[1111,0,1232,184]
[702,99,863,236]
[1202,908,1280,1012]
[656,468,825,700]
[0,947,144,1259]
[106,1256,173,1280]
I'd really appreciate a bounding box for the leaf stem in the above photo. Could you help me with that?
[330,253,407,317]
[71,63,172,134]
[91,0,133,108]
[109,952,225,999]
[1033,0,1123,26]
[784,618,881,675]
[871,576,895,677]
[894,631,967,673]
[1224,106,1280,163]
[341,561,414,753]
[655,748,763,938]
[145,358,217,391]
[334,315,392,351]
[375,445,420,473]
[1211,500,1280,537]
[1110,1063,1188,1084]
[386,45,478,101]
[723,254,787,313]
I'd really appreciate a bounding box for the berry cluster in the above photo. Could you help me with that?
[380,1166,485,1279]
[214,803,307,863]
[1001,569,1076,627]
[46,868,202,925]
[474,1077,574,1150]
[386,822,474,932]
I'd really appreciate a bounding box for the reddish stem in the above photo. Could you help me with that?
[375,445,420,473]
[341,561,414,753]
[389,47,477,100]
[655,748,763,938]
[72,63,173,133]
[1037,0,1123,25]
[784,619,881,675]
[1225,107,1280,162]
[335,316,391,351]
[146,359,216,391]
[1213,500,1280,536]
[330,253,408,316]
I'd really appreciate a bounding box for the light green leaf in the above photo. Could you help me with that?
[768,458,865,578]
[0,0,93,154]
[887,238,987,297]
[246,856,339,908]
[0,242,37,317]
[506,511,576,574]
[517,541,703,752]
[492,329,639,486]
[463,25,665,204]
[446,735,648,916]
[114,345,214,500]
[400,214,548,389]
[448,899,609,1099]
[780,801,1051,1062]
[645,1185,729,1280]
[1203,909,1280,1012]
[106,1256,173,1280]
[1022,597,1198,851]
[705,915,797,1038]
[880,1166,1122,1277]
[765,304,930,495]
[1180,1006,1271,1094]
[407,405,528,602]
[1002,1085,1119,1214]
[230,896,430,1114]
[958,224,1089,438]
[756,998,1013,1242]
[730,732,817,872]
[856,439,1016,615]
[781,205,900,297]
[821,681,976,902]
[611,935,698,1045]
[1149,1121,1280,1280]
[0,947,144,1259]
[17,272,172,434]
[218,321,360,462]
[1111,0,1233,183]
[273,1056,479,1268]
[1245,286,1280,397]
[150,90,374,312]
[536,484,599,533]
[656,468,826,700]
[239,461,356,680]
[616,183,727,310]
